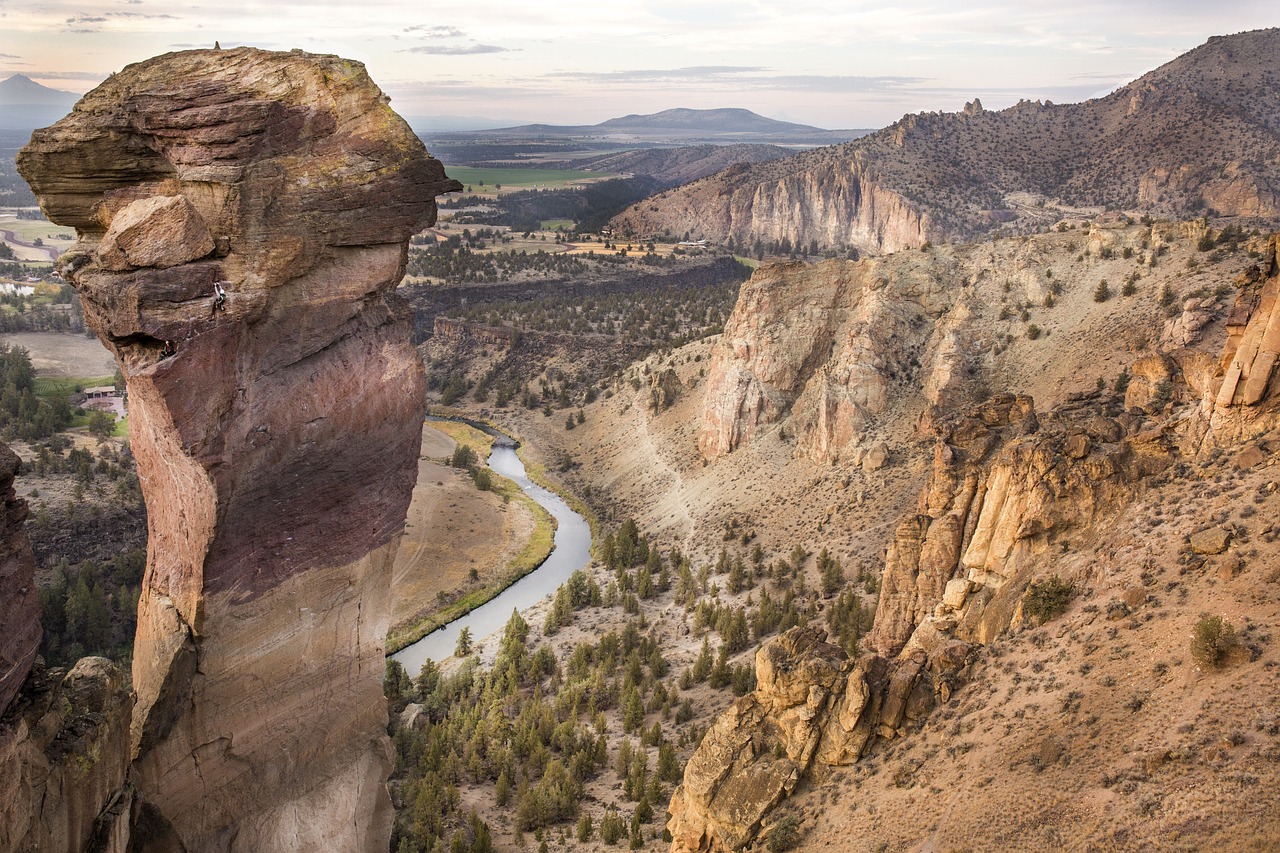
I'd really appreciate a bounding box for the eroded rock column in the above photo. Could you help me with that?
[19,47,460,851]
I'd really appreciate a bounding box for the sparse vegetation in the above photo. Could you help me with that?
[1022,575,1074,625]
[1190,615,1237,669]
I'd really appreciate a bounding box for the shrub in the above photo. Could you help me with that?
[1191,615,1237,669]
[767,815,801,852]
[1026,324,1042,340]
[1093,280,1111,302]
[1023,575,1074,625]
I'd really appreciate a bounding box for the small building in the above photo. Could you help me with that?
[84,386,116,399]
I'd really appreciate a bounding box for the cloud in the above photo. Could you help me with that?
[109,12,179,19]
[402,44,513,55]
[404,25,464,38]
[0,54,20,60]
[18,70,110,80]
[543,66,927,94]
[545,66,767,82]
[65,16,107,24]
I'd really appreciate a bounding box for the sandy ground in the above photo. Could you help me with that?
[389,424,535,634]
[0,331,115,377]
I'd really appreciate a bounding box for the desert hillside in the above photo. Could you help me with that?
[611,29,1280,256]
[476,219,1280,851]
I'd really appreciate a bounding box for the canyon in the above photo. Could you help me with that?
[3,27,1280,853]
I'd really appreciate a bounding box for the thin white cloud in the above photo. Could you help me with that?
[404,25,464,38]
[402,44,513,55]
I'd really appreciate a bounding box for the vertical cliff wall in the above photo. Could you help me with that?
[1,442,134,853]
[18,47,460,851]
[0,444,40,715]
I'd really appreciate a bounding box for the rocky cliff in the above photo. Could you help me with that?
[613,29,1280,254]
[699,220,1265,467]
[18,47,459,851]
[0,444,39,715]
[670,220,1280,851]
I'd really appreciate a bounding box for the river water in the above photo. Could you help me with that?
[391,433,592,676]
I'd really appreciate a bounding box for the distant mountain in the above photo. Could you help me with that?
[429,107,871,146]
[0,75,79,131]
[595,108,821,135]
[0,75,78,107]
[405,114,534,133]
[611,29,1280,254]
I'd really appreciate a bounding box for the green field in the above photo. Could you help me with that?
[445,166,616,190]
[35,375,115,398]
[0,216,75,242]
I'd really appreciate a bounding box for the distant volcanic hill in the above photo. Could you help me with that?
[611,29,1280,255]
[0,74,79,130]
[430,106,868,146]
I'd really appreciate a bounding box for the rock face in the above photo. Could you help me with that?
[674,393,1171,852]
[613,30,1280,255]
[667,626,971,853]
[19,47,460,851]
[698,243,1031,463]
[1203,236,1280,441]
[0,658,135,853]
[0,444,40,715]
[867,395,1167,656]
[1,443,134,853]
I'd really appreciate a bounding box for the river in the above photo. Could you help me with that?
[391,429,593,675]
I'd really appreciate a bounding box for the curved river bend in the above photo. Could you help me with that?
[392,435,592,675]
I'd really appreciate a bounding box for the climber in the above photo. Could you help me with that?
[161,340,177,357]
[213,281,228,313]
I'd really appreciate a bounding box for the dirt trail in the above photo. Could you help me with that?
[0,228,60,261]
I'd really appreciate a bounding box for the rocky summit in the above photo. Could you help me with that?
[611,29,1280,255]
[16,47,459,851]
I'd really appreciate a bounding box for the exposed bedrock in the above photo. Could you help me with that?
[19,47,460,851]
[1,443,134,853]
[0,444,40,716]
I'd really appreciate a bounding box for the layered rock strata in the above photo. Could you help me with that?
[19,47,459,851]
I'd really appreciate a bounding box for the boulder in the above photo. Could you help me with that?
[1190,527,1232,555]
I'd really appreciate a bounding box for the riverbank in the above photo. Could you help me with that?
[385,420,556,654]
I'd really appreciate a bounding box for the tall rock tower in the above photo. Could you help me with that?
[19,47,460,851]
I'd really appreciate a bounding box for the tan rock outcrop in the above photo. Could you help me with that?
[1202,236,1280,442]
[667,626,970,853]
[0,657,134,853]
[698,236,1109,464]
[19,47,460,851]
[869,394,1165,656]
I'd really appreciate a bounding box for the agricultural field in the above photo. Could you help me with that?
[444,165,616,193]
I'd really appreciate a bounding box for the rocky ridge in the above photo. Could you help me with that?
[666,233,1280,851]
[18,47,459,851]
[611,29,1280,254]
[699,218,1252,466]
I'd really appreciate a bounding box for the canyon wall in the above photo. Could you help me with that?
[610,156,932,256]
[18,47,460,851]
[1,443,134,853]
[675,223,1280,852]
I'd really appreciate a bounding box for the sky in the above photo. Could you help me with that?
[1,1,1276,129]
